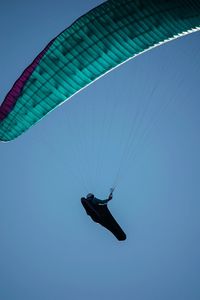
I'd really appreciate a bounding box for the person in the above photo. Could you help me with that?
[85,191,113,205]
[81,189,126,241]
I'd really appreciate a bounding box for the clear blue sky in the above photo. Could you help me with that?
[1,1,200,300]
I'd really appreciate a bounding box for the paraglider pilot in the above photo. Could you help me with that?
[81,189,126,241]
[85,191,113,205]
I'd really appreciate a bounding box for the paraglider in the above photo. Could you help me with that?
[1,0,200,241]
[81,189,126,241]
[0,0,200,142]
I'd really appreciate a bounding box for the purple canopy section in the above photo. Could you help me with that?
[0,39,54,121]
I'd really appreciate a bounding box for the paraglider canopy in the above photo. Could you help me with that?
[0,0,200,141]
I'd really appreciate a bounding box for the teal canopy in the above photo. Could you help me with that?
[1,0,200,141]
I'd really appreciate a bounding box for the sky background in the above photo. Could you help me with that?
[0,1,200,300]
